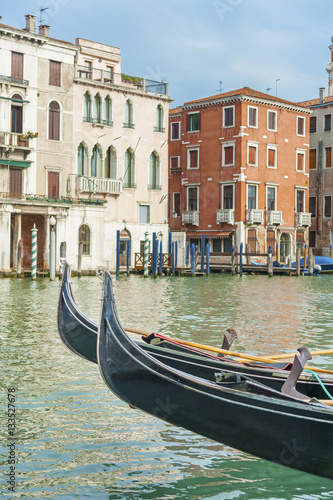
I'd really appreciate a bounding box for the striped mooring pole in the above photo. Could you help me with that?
[144,231,149,277]
[31,223,38,280]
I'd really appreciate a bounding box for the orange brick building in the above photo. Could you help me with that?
[168,87,311,261]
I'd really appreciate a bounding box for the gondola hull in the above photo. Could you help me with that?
[57,260,333,400]
[98,270,333,480]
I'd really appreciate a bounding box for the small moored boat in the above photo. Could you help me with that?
[57,259,333,400]
[98,268,333,480]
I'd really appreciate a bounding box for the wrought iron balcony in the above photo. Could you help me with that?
[76,175,122,195]
[246,209,264,225]
[266,210,283,225]
[295,212,311,227]
[216,209,235,224]
[182,211,199,226]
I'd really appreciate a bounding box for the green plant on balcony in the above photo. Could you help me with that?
[121,73,143,85]
[18,132,38,141]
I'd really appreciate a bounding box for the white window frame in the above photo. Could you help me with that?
[223,105,235,128]
[247,141,259,167]
[170,156,180,170]
[186,184,199,212]
[187,146,200,169]
[297,116,306,137]
[221,141,235,167]
[221,182,235,210]
[324,113,332,132]
[267,144,278,168]
[267,110,277,132]
[296,149,306,172]
[248,106,258,128]
[295,188,306,213]
[266,185,277,211]
[171,121,181,140]
[246,183,259,210]
[188,112,200,132]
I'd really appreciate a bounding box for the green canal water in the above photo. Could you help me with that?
[1,273,333,499]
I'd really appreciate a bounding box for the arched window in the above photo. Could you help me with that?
[124,99,134,128]
[155,104,164,132]
[149,151,160,189]
[105,146,117,179]
[123,148,135,188]
[83,92,91,122]
[49,101,60,140]
[91,144,102,178]
[11,94,23,133]
[93,94,101,123]
[104,96,112,126]
[79,224,90,255]
[77,142,88,176]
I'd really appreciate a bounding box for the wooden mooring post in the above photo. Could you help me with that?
[17,239,22,278]
[308,248,314,276]
[78,241,83,278]
[267,246,273,277]
[231,246,236,275]
[296,247,301,276]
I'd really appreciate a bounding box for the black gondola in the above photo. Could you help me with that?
[57,260,333,399]
[98,269,333,480]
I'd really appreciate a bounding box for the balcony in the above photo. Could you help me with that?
[0,131,33,149]
[0,75,29,86]
[216,209,235,225]
[266,210,283,225]
[76,176,122,196]
[295,212,311,227]
[182,211,199,226]
[246,209,264,225]
[74,65,168,95]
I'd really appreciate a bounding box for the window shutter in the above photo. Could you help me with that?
[189,150,198,168]
[9,168,22,197]
[249,146,256,165]
[224,146,233,165]
[48,172,59,198]
[186,114,191,132]
[197,113,201,131]
[326,147,332,168]
[49,61,61,86]
[268,149,275,167]
[11,52,23,80]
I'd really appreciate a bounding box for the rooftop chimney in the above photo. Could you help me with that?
[39,25,50,37]
[25,14,36,33]
[319,87,325,104]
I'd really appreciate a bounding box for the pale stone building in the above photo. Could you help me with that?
[0,15,76,272]
[0,15,170,274]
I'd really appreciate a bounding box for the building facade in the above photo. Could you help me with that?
[0,15,170,274]
[0,15,76,273]
[299,38,333,255]
[169,87,311,262]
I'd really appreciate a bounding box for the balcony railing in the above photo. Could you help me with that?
[246,209,264,224]
[74,65,168,95]
[216,209,235,224]
[76,175,122,195]
[266,210,283,225]
[295,212,311,227]
[182,211,199,226]
[0,132,33,149]
[0,75,29,86]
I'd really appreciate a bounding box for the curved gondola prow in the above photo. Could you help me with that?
[57,258,99,363]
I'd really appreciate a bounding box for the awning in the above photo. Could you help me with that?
[186,231,232,239]
[0,96,30,103]
[0,159,31,168]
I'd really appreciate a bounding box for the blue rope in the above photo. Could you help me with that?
[303,369,333,400]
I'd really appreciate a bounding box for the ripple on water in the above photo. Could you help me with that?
[1,274,333,499]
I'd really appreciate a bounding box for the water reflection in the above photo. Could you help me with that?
[1,274,333,499]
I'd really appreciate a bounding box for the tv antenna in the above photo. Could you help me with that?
[266,87,272,94]
[217,81,224,93]
[39,7,49,24]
